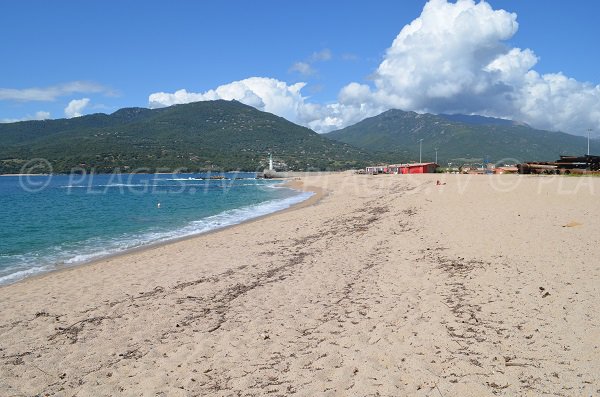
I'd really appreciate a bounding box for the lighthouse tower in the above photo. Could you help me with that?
[263,152,278,178]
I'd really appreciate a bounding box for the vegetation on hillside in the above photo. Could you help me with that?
[0,100,372,174]
[325,109,597,165]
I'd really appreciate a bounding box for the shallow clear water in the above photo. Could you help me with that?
[0,172,312,285]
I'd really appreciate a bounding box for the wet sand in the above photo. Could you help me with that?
[0,173,598,396]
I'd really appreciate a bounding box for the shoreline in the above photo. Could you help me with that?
[0,178,325,288]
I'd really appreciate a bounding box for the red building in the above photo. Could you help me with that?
[388,163,438,174]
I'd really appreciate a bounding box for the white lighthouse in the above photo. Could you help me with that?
[263,152,280,178]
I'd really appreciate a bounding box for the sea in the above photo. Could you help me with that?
[0,172,312,285]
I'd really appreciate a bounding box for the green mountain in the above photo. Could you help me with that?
[0,100,371,174]
[325,109,597,165]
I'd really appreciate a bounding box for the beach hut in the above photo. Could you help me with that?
[393,162,438,174]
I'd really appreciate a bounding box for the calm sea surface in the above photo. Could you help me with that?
[0,172,311,285]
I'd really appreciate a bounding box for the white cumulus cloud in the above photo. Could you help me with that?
[148,0,600,135]
[65,98,90,118]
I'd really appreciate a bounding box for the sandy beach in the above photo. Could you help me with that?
[1,172,598,396]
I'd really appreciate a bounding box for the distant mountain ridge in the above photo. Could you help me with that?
[0,100,371,174]
[438,113,529,128]
[325,109,596,164]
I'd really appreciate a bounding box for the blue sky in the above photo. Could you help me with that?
[1,0,599,136]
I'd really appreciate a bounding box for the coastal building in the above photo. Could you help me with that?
[387,163,438,174]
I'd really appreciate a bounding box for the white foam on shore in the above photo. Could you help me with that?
[0,188,314,286]
[0,265,54,285]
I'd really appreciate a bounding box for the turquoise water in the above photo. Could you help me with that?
[0,173,312,285]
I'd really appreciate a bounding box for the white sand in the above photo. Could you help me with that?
[0,173,598,396]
